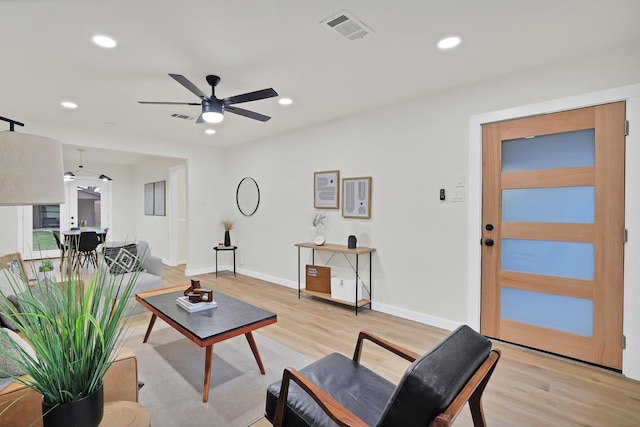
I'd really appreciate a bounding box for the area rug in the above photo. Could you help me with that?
[123,322,313,427]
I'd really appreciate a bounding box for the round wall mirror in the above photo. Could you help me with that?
[236,177,260,216]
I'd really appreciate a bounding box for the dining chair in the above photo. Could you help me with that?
[51,230,70,271]
[74,231,100,270]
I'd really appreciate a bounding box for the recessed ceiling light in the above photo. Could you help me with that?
[61,101,78,109]
[278,98,293,106]
[437,36,461,50]
[92,35,117,48]
[205,129,216,135]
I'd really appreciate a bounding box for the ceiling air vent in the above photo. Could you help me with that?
[321,10,373,40]
[169,113,196,121]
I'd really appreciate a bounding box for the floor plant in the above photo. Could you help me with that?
[0,245,145,424]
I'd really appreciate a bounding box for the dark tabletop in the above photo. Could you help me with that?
[139,290,276,341]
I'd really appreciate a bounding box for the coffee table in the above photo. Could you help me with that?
[135,285,277,402]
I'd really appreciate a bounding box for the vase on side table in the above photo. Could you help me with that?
[224,230,231,247]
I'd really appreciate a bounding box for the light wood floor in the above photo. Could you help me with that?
[54,261,640,426]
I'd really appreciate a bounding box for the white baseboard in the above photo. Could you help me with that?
[372,301,462,332]
[182,265,460,332]
[237,268,298,289]
[185,265,216,276]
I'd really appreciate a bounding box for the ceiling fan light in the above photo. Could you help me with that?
[202,100,224,124]
[202,112,224,123]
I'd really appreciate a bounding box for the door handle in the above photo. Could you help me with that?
[484,239,494,246]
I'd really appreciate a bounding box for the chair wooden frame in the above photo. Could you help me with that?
[0,252,29,283]
[272,331,501,427]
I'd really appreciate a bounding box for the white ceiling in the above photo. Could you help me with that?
[2,0,640,165]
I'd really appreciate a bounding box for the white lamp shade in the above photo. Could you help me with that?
[0,131,65,205]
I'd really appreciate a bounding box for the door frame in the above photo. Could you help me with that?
[468,83,640,379]
[168,164,187,266]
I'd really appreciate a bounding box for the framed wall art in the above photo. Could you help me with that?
[342,176,371,219]
[144,181,166,216]
[144,183,154,215]
[154,181,166,216]
[314,170,340,209]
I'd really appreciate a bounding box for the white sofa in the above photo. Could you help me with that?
[98,241,162,313]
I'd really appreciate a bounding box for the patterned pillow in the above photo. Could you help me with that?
[103,244,141,275]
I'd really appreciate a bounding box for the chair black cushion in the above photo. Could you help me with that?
[377,325,491,427]
[266,352,396,427]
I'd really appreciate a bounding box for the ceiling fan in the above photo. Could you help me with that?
[138,74,278,123]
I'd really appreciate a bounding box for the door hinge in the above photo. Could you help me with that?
[623,334,627,349]
[625,120,629,136]
[624,228,628,243]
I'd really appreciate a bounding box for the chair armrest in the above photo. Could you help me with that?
[103,347,139,403]
[431,349,501,427]
[273,367,368,427]
[142,254,162,277]
[353,331,421,363]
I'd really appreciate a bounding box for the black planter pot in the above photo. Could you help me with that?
[224,230,231,247]
[42,384,104,427]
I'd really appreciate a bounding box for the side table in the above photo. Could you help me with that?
[213,245,237,277]
[99,401,151,427]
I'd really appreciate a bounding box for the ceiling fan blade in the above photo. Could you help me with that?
[138,101,201,105]
[223,88,278,105]
[169,74,211,101]
[195,113,205,123]
[225,105,271,122]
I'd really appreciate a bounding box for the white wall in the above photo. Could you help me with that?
[133,156,185,259]
[225,40,640,347]
[225,41,638,322]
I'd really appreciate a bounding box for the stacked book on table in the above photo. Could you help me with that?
[176,296,218,313]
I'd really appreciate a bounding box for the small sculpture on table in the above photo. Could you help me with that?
[183,279,214,303]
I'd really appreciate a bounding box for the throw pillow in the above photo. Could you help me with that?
[0,299,19,331]
[0,268,24,331]
[103,244,141,275]
[0,327,37,391]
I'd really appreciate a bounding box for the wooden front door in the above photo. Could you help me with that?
[481,102,625,369]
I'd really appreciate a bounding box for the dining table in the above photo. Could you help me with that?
[60,228,108,270]
[61,227,107,243]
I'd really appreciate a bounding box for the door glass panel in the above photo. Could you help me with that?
[502,186,594,223]
[77,186,102,228]
[501,288,593,336]
[31,205,60,253]
[502,239,594,280]
[502,129,594,172]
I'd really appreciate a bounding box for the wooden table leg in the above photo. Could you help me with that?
[203,345,213,403]
[142,314,157,344]
[245,332,266,375]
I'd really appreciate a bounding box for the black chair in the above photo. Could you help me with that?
[51,230,69,271]
[266,325,501,427]
[74,231,100,270]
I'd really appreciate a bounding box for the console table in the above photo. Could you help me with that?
[295,242,376,315]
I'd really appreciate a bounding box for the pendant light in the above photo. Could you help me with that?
[64,148,112,181]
